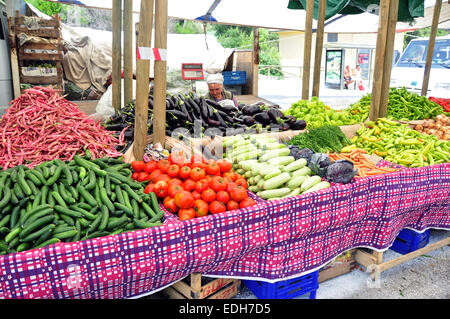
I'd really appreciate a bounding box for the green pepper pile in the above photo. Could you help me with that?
[344,118,450,167]
[0,155,164,255]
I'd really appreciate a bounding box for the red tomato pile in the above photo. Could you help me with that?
[429,96,450,112]
[130,151,256,221]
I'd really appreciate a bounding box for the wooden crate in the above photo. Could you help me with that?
[9,13,64,92]
[164,273,241,299]
[318,249,356,283]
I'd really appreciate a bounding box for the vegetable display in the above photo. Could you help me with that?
[0,155,165,255]
[386,87,443,120]
[412,114,449,140]
[0,86,124,170]
[346,118,450,167]
[104,93,307,152]
[223,135,331,199]
[286,125,352,153]
[284,96,370,128]
[130,150,256,220]
[429,96,450,113]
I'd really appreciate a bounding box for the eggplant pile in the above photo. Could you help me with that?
[104,92,307,153]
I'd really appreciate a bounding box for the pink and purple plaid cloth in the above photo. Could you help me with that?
[0,162,449,298]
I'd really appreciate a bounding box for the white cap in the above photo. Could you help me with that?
[206,73,224,84]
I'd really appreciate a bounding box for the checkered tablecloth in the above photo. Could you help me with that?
[0,162,449,298]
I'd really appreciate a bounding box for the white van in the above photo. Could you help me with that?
[390,35,450,98]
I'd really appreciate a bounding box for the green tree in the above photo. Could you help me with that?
[25,0,61,16]
[404,27,450,49]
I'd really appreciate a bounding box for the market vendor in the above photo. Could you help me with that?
[204,73,239,108]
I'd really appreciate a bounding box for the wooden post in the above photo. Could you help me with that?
[312,0,326,97]
[112,0,122,111]
[252,27,259,96]
[7,14,21,98]
[377,0,399,118]
[153,0,168,147]
[369,0,392,120]
[301,0,314,100]
[421,0,442,96]
[123,0,134,104]
[133,0,154,161]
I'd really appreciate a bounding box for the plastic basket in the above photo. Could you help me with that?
[223,71,247,85]
[390,229,430,255]
[242,271,319,299]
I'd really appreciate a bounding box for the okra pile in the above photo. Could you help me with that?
[0,155,164,256]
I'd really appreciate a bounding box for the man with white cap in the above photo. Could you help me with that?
[204,73,239,107]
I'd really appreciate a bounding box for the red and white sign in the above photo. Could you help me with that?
[137,47,167,61]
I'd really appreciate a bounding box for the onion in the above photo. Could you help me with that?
[415,124,424,132]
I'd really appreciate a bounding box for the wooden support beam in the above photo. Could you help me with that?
[112,0,122,111]
[133,0,154,161]
[123,0,134,104]
[252,27,259,96]
[153,0,168,147]
[301,0,314,100]
[421,0,442,96]
[377,0,399,118]
[7,14,21,98]
[312,0,326,98]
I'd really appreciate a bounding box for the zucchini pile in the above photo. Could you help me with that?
[224,135,330,200]
[0,155,164,255]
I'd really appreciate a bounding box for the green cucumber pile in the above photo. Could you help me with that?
[0,155,164,255]
[224,135,330,200]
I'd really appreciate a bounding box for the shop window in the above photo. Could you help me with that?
[327,33,338,43]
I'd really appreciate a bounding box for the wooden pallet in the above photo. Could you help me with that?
[164,273,241,299]
[9,13,64,92]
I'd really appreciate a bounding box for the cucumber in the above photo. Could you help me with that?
[287,175,308,190]
[260,188,291,199]
[283,158,307,172]
[263,172,291,190]
[302,181,331,194]
[300,176,322,192]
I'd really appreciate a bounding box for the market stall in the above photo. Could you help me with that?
[0,0,449,300]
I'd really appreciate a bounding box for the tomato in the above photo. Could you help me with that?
[153,181,169,198]
[217,159,232,173]
[158,159,171,173]
[235,178,248,189]
[190,167,206,181]
[174,191,195,209]
[201,188,216,203]
[191,162,208,171]
[227,200,239,211]
[131,160,145,172]
[191,190,202,200]
[206,162,220,176]
[149,169,162,183]
[144,161,157,174]
[167,164,180,178]
[179,166,191,180]
[168,184,184,198]
[209,201,226,214]
[216,190,230,204]
[131,172,139,180]
[210,176,227,192]
[137,172,150,182]
[167,178,183,187]
[239,197,256,209]
[193,199,209,217]
[195,179,209,193]
[178,208,195,221]
[144,183,155,194]
[230,185,248,202]
[223,171,237,182]
[154,173,171,183]
[169,150,189,166]
[222,176,233,184]
[183,179,197,192]
[226,182,238,193]
[163,197,178,213]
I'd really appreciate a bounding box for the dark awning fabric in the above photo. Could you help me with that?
[288,0,425,22]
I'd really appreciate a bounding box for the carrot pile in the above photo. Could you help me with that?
[0,86,125,169]
[329,148,401,178]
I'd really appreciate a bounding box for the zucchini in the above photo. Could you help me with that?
[302,181,331,194]
[283,158,307,172]
[288,187,302,197]
[239,160,258,171]
[292,167,312,177]
[287,175,308,190]
[263,168,281,180]
[300,176,322,192]
[260,188,291,199]
[269,156,295,167]
[262,143,287,151]
[259,148,291,162]
[263,172,291,190]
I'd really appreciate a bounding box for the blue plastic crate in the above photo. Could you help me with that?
[223,71,247,85]
[242,271,319,299]
[390,229,430,255]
